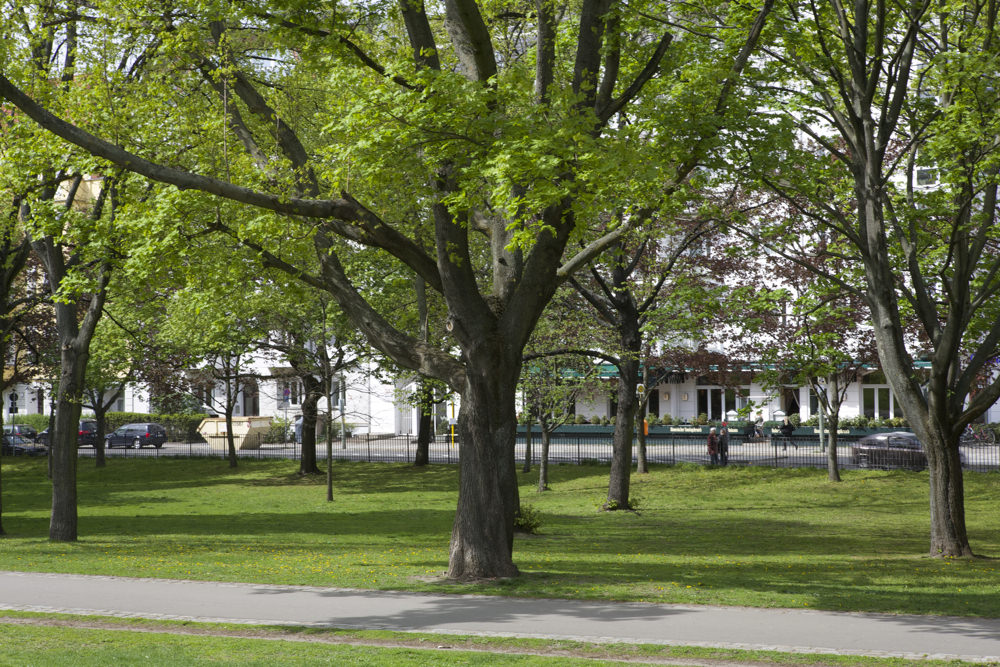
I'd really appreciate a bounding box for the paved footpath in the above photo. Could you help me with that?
[1,570,998,663]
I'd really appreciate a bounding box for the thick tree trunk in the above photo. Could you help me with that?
[864,255,973,557]
[537,427,550,491]
[298,381,321,475]
[920,423,973,557]
[50,348,88,542]
[447,365,520,580]
[606,355,639,510]
[415,409,432,466]
[414,377,433,467]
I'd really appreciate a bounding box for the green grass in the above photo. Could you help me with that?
[0,458,998,616]
[0,613,987,666]
[0,621,617,666]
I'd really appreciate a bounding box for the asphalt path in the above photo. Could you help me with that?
[1,571,998,662]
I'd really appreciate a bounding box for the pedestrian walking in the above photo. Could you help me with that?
[719,423,730,466]
[780,417,796,450]
[707,427,719,465]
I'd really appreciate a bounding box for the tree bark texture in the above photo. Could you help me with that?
[49,342,88,542]
[607,332,640,509]
[298,376,322,475]
[447,363,520,580]
[537,429,550,492]
[92,403,108,469]
[414,377,434,467]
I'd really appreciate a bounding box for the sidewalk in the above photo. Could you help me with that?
[1,570,998,663]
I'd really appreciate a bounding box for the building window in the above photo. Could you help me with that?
[863,386,893,419]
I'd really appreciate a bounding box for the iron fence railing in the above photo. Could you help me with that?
[72,431,1000,472]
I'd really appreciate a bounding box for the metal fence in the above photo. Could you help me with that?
[74,431,1000,472]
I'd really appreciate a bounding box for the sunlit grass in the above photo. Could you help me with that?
[0,613,984,667]
[1,458,997,616]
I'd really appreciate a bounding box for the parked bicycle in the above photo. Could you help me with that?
[959,423,996,446]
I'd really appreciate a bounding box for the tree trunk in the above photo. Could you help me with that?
[824,374,842,482]
[447,365,520,580]
[224,409,237,469]
[921,423,973,557]
[865,262,974,557]
[415,409,432,466]
[636,398,648,474]
[298,378,321,475]
[606,355,639,510]
[92,404,107,469]
[826,414,841,482]
[414,377,433,467]
[50,347,88,542]
[537,426,550,491]
[522,418,533,473]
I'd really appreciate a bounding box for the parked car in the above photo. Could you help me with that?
[3,423,38,441]
[2,433,47,457]
[851,431,927,470]
[77,420,99,447]
[36,420,100,447]
[105,423,168,449]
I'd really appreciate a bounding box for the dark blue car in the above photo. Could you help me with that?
[2,434,47,457]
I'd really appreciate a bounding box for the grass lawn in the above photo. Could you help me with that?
[0,457,997,617]
[0,613,980,666]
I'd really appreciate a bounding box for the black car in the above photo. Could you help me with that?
[2,434,47,457]
[851,431,927,470]
[77,420,99,447]
[105,423,168,449]
[3,424,38,442]
[36,420,100,447]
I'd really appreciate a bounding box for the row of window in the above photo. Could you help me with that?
[649,384,899,421]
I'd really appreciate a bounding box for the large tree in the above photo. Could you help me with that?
[0,0,773,577]
[744,0,1000,556]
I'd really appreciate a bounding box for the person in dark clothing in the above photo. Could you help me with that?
[719,423,730,466]
[779,417,796,450]
[707,427,719,465]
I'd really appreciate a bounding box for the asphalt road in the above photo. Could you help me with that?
[1,571,998,662]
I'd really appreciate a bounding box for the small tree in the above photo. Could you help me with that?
[520,355,599,492]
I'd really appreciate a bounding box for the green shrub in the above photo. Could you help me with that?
[6,414,50,431]
[789,414,801,427]
[660,414,674,425]
[574,414,587,425]
[845,415,870,429]
[513,504,542,534]
[645,415,660,427]
[695,413,709,426]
